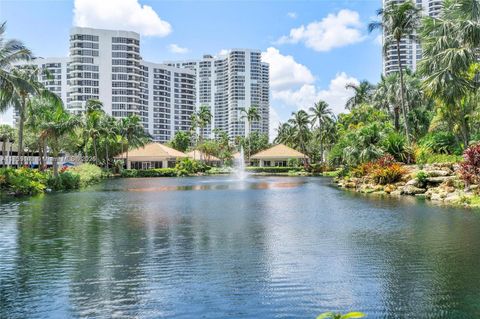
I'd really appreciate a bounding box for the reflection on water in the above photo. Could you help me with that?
[1,176,480,318]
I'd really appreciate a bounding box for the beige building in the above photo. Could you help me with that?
[251,144,307,167]
[115,143,186,169]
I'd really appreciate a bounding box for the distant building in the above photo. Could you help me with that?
[11,27,269,143]
[251,144,307,167]
[114,142,187,169]
[382,0,442,75]
[166,49,270,140]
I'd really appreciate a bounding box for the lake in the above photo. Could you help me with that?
[1,176,480,318]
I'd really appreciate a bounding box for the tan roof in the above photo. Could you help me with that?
[115,143,187,159]
[186,150,220,162]
[251,144,307,159]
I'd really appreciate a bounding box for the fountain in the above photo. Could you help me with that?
[234,146,248,180]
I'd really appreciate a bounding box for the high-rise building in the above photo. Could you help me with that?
[167,49,270,140]
[10,27,269,142]
[382,0,442,75]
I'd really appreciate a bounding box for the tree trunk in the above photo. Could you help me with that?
[126,142,129,169]
[18,101,26,167]
[393,105,400,131]
[396,40,410,145]
[53,157,59,177]
[459,105,470,149]
[93,137,98,165]
[105,142,109,170]
[2,142,5,167]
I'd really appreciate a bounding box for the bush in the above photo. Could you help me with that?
[419,131,461,155]
[414,146,463,164]
[120,168,179,178]
[459,143,480,186]
[383,132,409,163]
[245,166,301,173]
[287,158,301,167]
[416,171,428,187]
[370,163,406,185]
[47,171,81,190]
[70,164,104,187]
[0,168,47,195]
[175,158,209,176]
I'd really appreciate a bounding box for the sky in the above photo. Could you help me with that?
[0,0,383,137]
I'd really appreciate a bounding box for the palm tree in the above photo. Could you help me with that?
[345,81,374,110]
[288,110,311,163]
[83,99,104,165]
[0,124,14,167]
[120,114,148,167]
[196,105,212,144]
[240,105,261,159]
[38,103,80,176]
[100,116,118,169]
[418,0,480,147]
[309,100,333,162]
[373,73,400,130]
[0,65,61,166]
[369,0,422,144]
[274,122,295,146]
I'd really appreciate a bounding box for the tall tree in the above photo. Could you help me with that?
[309,100,333,162]
[369,0,422,144]
[345,81,374,110]
[288,110,311,162]
[240,105,261,159]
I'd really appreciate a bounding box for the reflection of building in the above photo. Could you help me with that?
[251,144,307,167]
[166,49,270,140]
[382,0,442,75]
[114,143,187,169]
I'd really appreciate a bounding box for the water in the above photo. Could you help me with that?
[1,176,480,318]
[234,146,248,180]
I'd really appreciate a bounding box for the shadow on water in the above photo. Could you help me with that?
[1,176,480,318]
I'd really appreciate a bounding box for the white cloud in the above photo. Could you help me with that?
[276,9,365,52]
[168,44,189,54]
[217,49,231,57]
[73,0,172,37]
[269,106,281,142]
[273,73,359,115]
[374,34,382,46]
[0,108,13,126]
[261,47,315,91]
[287,12,298,19]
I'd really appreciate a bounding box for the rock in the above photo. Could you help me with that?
[444,192,461,203]
[390,189,402,196]
[401,185,427,195]
[426,176,452,184]
[344,182,356,188]
[406,179,420,187]
[384,184,396,194]
[426,170,451,177]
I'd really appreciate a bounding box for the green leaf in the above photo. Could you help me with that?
[341,312,366,319]
[316,312,335,319]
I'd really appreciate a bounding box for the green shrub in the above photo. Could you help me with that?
[416,171,428,188]
[383,132,410,163]
[419,131,461,155]
[70,164,103,186]
[120,168,178,178]
[175,158,209,176]
[245,166,301,173]
[287,158,301,167]
[0,168,47,195]
[415,146,463,164]
[47,171,81,190]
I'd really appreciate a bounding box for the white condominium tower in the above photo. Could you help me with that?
[67,27,196,142]
[167,49,270,140]
[382,0,442,75]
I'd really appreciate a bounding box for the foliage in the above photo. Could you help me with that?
[317,311,365,319]
[459,143,480,185]
[236,132,269,159]
[0,168,46,195]
[169,131,191,152]
[416,170,428,187]
[175,158,209,176]
[419,131,461,155]
[349,154,405,185]
[287,158,301,167]
[245,166,301,173]
[382,132,409,162]
[70,164,104,187]
[120,168,178,178]
[47,171,80,190]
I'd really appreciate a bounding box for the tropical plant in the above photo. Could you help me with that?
[169,131,191,152]
[0,124,14,167]
[240,105,261,159]
[288,110,311,162]
[369,0,422,144]
[309,100,333,162]
[345,80,374,110]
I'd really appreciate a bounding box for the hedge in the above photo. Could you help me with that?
[120,168,178,178]
[245,166,302,173]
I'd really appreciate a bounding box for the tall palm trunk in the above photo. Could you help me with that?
[17,100,26,167]
[125,141,129,169]
[53,157,59,177]
[459,106,470,148]
[2,141,6,167]
[393,105,400,131]
[105,142,109,170]
[396,39,410,145]
[93,137,98,165]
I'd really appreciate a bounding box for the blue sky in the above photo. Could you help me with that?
[0,0,383,135]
